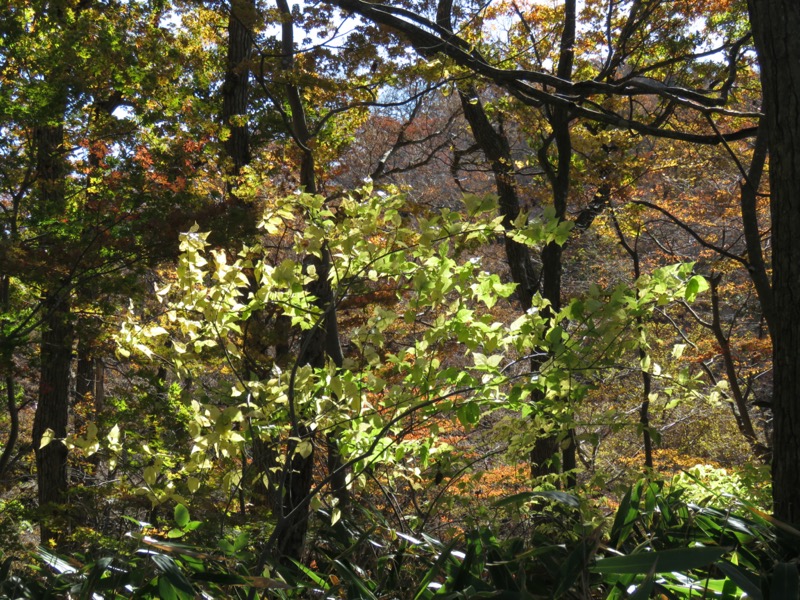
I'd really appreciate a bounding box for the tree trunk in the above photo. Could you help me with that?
[32,291,73,543]
[435,0,571,481]
[223,0,254,190]
[747,0,800,523]
[0,274,19,480]
[0,367,18,480]
[266,0,347,559]
[536,0,576,484]
[32,68,72,541]
[456,88,539,308]
[739,122,773,338]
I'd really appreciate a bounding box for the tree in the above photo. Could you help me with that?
[321,0,760,483]
[4,0,791,579]
[747,0,800,522]
[0,0,216,542]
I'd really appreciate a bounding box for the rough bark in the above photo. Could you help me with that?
[267,0,347,559]
[0,274,18,479]
[457,89,539,308]
[32,78,73,541]
[535,0,576,484]
[223,0,254,192]
[747,0,800,522]
[32,291,73,543]
[738,122,773,337]
[436,0,570,481]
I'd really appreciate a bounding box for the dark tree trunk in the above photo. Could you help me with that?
[456,89,539,309]
[0,366,18,479]
[535,0,576,485]
[739,122,773,338]
[0,274,18,480]
[276,424,316,559]
[266,0,347,560]
[32,291,73,543]
[32,73,73,541]
[436,0,570,481]
[223,0,254,191]
[747,0,800,523]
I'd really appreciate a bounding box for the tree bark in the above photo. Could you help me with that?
[32,67,73,541]
[32,291,73,543]
[266,0,347,560]
[435,0,571,481]
[536,0,576,484]
[223,0,254,194]
[747,0,800,523]
[739,122,773,338]
[0,273,19,480]
[0,366,18,480]
[456,89,539,308]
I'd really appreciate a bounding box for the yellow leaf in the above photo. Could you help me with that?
[40,428,55,449]
[296,440,313,459]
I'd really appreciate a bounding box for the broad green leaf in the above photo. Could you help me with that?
[493,490,580,509]
[174,503,190,528]
[144,465,158,486]
[592,546,728,574]
[716,560,763,599]
[685,275,709,302]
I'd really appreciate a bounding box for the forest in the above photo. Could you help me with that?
[1,0,800,597]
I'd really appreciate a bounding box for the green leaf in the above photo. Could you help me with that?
[184,520,202,533]
[143,465,158,486]
[493,490,580,508]
[174,503,190,529]
[456,402,481,427]
[150,553,195,596]
[158,576,178,600]
[296,440,313,459]
[684,275,709,302]
[716,560,763,599]
[592,546,729,574]
[186,477,200,493]
[333,559,378,599]
[233,532,249,552]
